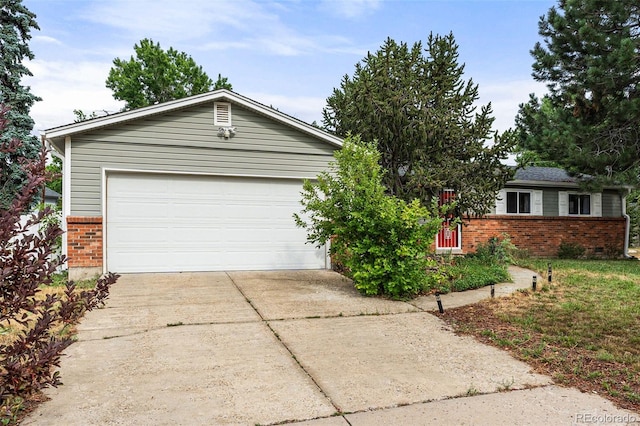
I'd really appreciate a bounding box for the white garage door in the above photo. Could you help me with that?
[106,173,326,273]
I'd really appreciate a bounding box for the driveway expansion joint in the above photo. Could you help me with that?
[225,272,344,415]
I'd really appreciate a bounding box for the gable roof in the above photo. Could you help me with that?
[509,166,631,190]
[44,89,343,151]
[513,166,581,184]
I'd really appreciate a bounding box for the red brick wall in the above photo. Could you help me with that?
[462,216,626,257]
[67,216,103,268]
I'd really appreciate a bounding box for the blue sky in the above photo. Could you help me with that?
[23,0,556,136]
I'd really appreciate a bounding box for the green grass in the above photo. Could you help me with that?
[516,259,640,364]
[449,257,510,291]
[48,271,100,289]
[430,256,510,294]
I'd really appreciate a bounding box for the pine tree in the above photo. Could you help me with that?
[516,0,640,184]
[323,34,515,216]
[0,0,41,208]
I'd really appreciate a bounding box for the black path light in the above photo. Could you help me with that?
[548,262,553,283]
[435,292,444,314]
[491,284,495,298]
[532,275,537,291]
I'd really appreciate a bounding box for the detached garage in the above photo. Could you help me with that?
[45,90,342,279]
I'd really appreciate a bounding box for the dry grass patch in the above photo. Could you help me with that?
[441,259,640,412]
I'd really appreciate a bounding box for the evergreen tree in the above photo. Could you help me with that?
[516,0,640,184]
[106,38,230,110]
[323,34,515,216]
[213,73,232,91]
[0,0,41,208]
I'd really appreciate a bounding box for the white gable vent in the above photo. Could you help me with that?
[214,102,232,126]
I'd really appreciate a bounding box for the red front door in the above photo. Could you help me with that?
[437,189,461,250]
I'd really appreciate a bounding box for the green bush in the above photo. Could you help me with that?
[557,241,586,259]
[469,233,516,264]
[294,135,442,299]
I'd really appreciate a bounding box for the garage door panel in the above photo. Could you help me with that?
[106,173,326,273]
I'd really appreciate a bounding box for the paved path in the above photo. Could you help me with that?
[25,267,639,425]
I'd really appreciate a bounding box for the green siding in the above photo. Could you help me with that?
[501,186,622,218]
[69,102,337,216]
[542,189,558,216]
[602,190,621,217]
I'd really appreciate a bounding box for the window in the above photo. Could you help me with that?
[569,194,591,215]
[506,191,531,214]
[496,189,542,215]
[558,191,601,217]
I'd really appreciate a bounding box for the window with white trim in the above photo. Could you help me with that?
[569,194,590,215]
[559,191,601,217]
[496,189,543,215]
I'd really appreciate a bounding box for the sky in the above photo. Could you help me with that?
[22,0,557,137]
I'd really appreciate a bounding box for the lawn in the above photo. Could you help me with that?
[441,259,640,412]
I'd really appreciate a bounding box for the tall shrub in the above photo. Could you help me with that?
[0,106,118,421]
[294,135,442,298]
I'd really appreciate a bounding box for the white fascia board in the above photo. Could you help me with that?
[507,179,580,188]
[44,89,343,148]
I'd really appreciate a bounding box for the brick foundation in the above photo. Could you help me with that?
[66,216,103,269]
[462,216,626,258]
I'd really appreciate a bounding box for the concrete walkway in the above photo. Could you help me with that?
[25,267,639,425]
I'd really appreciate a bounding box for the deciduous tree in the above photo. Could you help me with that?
[323,34,515,216]
[106,38,231,110]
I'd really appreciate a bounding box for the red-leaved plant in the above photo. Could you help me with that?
[0,105,119,421]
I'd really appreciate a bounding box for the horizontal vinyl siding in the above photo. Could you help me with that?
[543,190,558,216]
[84,103,335,156]
[602,190,622,217]
[69,102,337,216]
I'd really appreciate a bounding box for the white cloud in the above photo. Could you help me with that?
[479,79,548,133]
[79,0,364,58]
[25,59,123,133]
[33,35,62,45]
[319,0,382,19]
[81,0,270,42]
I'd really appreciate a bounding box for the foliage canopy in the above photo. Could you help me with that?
[516,0,640,185]
[294,135,442,298]
[0,0,41,208]
[106,38,232,110]
[323,34,515,217]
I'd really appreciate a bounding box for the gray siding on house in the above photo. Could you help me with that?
[69,102,337,216]
[542,189,558,216]
[602,190,622,217]
[500,186,622,218]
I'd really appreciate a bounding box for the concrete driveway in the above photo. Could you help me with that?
[26,270,639,425]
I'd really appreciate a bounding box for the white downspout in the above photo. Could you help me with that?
[622,188,632,259]
[44,137,69,270]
